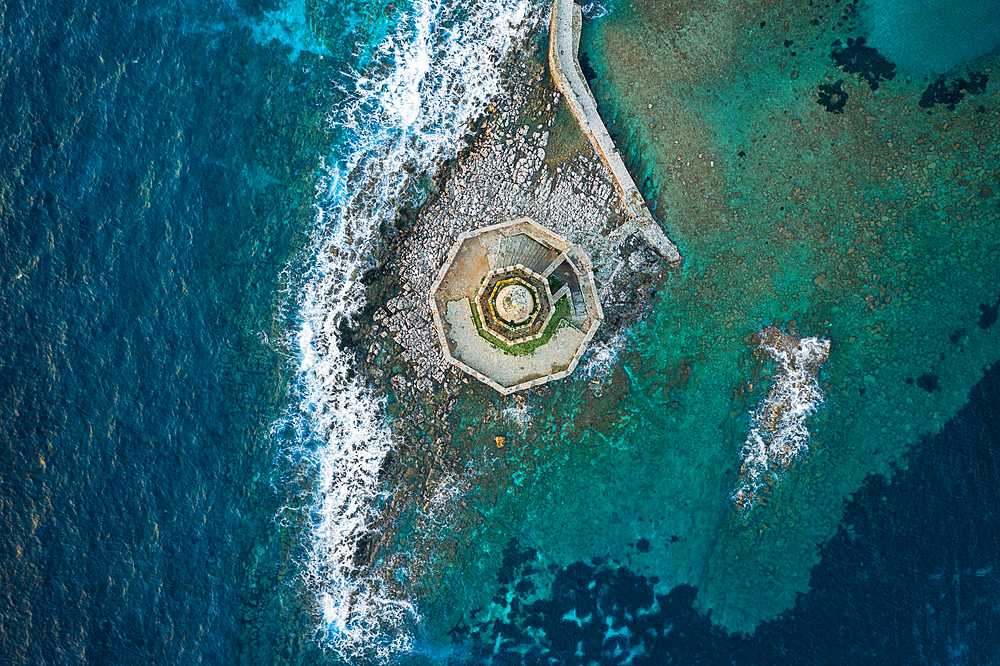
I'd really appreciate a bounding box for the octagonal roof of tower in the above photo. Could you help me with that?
[429,218,603,394]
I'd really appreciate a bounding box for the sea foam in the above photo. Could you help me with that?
[275,0,535,660]
[732,329,830,516]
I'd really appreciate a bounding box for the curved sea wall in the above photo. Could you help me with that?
[548,0,682,266]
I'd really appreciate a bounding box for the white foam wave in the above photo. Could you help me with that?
[733,334,830,514]
[502,395,535,431]
[416,464,470,533]
[578,332,625,395]
[581,1,611,20]
[583,333,624,376]
[275,0,536,660]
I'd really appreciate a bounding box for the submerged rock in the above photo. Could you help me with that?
[831,37,897,91]
[732,327,831,517]
[817,80,849,114]
[919,71,989,110]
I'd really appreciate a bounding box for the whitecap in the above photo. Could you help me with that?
[732,332,831,515]
[271,0,537,659]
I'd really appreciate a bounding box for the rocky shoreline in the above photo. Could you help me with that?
[338,13,679,583]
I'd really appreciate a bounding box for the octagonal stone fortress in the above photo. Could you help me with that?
[429,218,603,394]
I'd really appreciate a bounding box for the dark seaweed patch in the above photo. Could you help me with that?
[978,296,999,329]
[636,537,650,552]
[916,373,941,392]
[920,72,989,111]
[817,80,848,113]
[831,37,896,91]
[514,579,535,595]
[454,366,1000,665]
[498,540,538,585]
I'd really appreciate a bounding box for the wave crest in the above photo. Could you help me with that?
[274,0,536,660]
[732,328,830,516]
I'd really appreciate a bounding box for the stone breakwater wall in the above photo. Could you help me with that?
[548,0,681,266]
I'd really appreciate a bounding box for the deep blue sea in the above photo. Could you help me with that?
[0,0,332,660]
[1,0,998,664]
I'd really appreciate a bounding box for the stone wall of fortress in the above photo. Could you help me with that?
[548,0,682,267]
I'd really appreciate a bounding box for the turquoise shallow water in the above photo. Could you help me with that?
[2,0,1000,664]
[383,0,1000,661]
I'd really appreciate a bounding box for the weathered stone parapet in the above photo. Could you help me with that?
[548,0,681,266]
[429,217,602,395]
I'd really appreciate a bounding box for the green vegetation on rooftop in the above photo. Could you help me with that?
[470,296,571,356]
